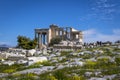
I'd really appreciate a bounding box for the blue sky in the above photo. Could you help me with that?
[0,0,120,46]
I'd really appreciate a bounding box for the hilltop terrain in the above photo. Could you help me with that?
[0,43,120,80]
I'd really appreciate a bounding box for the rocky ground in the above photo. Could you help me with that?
[0,44,120,80]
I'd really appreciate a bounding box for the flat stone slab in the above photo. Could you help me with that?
[12,66,55,75]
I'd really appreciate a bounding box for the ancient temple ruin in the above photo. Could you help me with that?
[35,24,83,49]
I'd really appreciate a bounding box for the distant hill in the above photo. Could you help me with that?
[0,44,11,48]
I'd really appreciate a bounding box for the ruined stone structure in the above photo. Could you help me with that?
[35,24,83,49]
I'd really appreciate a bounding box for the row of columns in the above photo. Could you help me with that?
[55,27,72,40]
[55,28,63,40]
[35,27,83,49]
[35,32,48,49]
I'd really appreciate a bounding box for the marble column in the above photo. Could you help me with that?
[78,31,83,43]
[38,32,42,49]
[66,27,68,39]
[35,32,37,40]
[38,33,40,48]
[62,29,64,40]
[70,28,72,40]
[47,32,49,45]
[43,33,46,45]
[58,29,61,36]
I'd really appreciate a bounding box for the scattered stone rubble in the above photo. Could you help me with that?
[0,49,48,66]
[0,41,120,79]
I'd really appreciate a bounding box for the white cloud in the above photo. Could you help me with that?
[90,0,119,20]
[0,41,9,45]
[81,0,120,21]
[83,29,120,43]
[97,34,120,41]
[83,29,96,38]
[113,29,120,34]
[83,29,96,35]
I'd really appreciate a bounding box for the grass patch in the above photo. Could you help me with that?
[60,51,72,56]
[0,64,24,73]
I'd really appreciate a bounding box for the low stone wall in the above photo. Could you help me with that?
[53,45,82,51]
[7,56,26,61]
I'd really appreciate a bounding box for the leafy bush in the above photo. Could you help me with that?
[47,75,57,80]
[0,64,24,73]
[115,57,120,66]
[81,53,93,59]
[17,35,37,50]
[28,62,42,68]
[28,61,52,68]
[76,50,81,53]
[41,61,53,66]
[26,73,37,77]
[96,58,116,69]
[102,67,120,75]
[3,69,16,73]
[12,73,21,77]
[53,70,68,80]
[60,51,72,56]
[83,60,97,69]
[113,48,120,52]
[49,37,62,46]
[71,75,86,80]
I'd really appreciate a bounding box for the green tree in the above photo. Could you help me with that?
[49,37,61,46]
[17,35,37,50]
[28,39,37,49]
